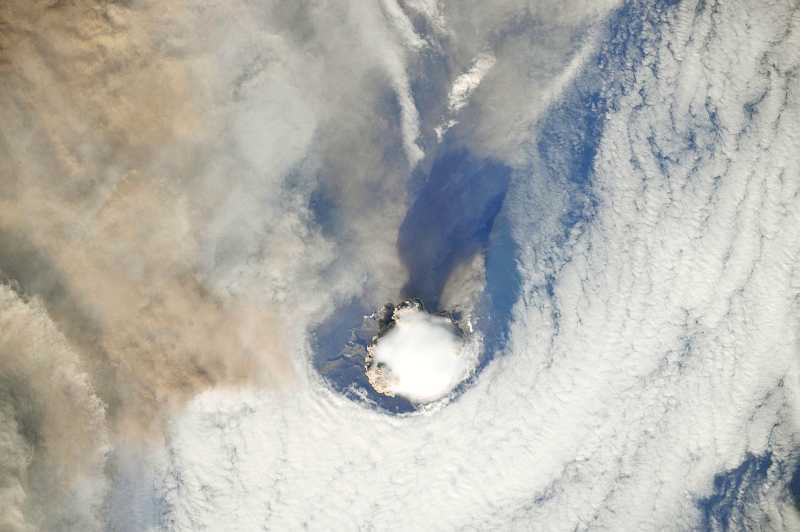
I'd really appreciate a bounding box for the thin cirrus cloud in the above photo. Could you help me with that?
[0,0,798,531]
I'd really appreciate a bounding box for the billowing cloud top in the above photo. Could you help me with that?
[366,302,471,401]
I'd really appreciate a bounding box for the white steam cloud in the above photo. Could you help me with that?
[366,306,471,401]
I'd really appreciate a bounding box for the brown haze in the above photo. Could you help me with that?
[0,0,293,426]
[0,1,294,528]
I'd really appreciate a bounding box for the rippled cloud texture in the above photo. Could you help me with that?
[0,0,798,530]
